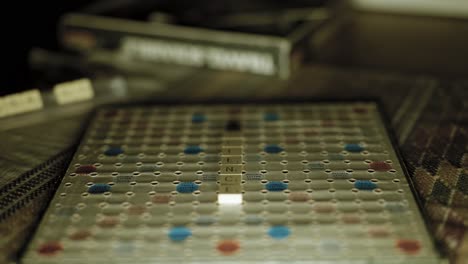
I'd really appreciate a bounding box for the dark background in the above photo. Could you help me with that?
[2,1,95,95]
[1,0,327,95]
[2,0,468,95]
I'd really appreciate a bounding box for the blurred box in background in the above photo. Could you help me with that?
[59,1,331,79]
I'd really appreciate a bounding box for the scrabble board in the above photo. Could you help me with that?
[22,102,442,263]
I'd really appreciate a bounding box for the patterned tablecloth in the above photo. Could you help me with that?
[0,65,466,263]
